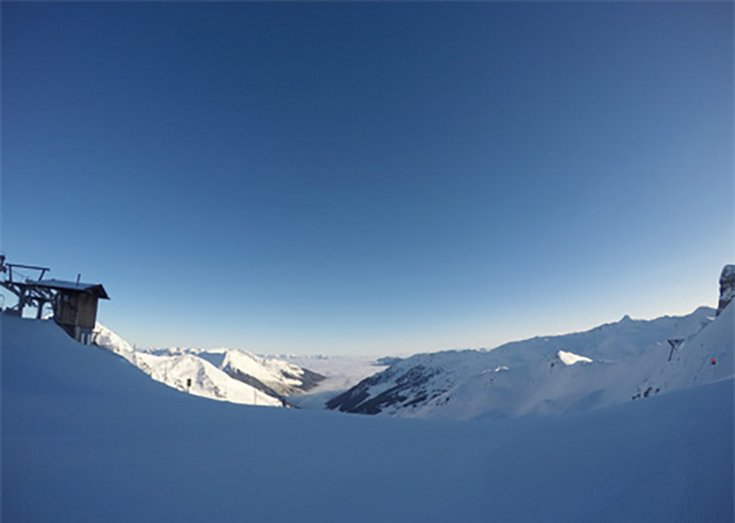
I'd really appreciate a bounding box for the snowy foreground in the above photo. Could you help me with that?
[2,314,733,522]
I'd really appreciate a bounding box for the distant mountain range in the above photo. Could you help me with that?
[328,303,732,419]
[92,325,324,407]
[93,265,734,419]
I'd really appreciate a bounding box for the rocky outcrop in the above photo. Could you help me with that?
[326,363,444,415]
[717,264,735,315]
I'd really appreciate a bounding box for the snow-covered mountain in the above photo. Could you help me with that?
[92,324,323,406]
[3,310,733,522]
[328,304,733,419]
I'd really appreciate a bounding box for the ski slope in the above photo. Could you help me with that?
[2,313,732,522]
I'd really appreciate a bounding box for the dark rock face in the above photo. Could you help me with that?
[295,367,326,391]
[326,364,442,415]
[717,265,735,315]
[375,356,403,366]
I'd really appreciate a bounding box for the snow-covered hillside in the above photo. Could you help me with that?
[328,306,733,419]
[92,324,323,406]
[2,313,732,522]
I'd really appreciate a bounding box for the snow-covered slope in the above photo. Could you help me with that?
[133,351,283,406]
[218,349,324,396]
[2,313,732,522]
[92,324,322,406]
[328,306,732,419]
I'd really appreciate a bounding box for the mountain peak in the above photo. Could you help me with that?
[717,264,735,315]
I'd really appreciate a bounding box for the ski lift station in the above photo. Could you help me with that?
[0,255,109,344]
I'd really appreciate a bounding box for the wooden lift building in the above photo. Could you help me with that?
[0,256,110,344]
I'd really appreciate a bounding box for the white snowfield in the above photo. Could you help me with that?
[133,352,282,406]
[219,349,304,392]
[145,345,315,395]
[327,306,734,419]
[2,313,732,522]
[557,350,593,365]
[92,324,320,406]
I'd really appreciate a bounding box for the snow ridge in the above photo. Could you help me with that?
[92,324,322,406]
[328,306,732,419]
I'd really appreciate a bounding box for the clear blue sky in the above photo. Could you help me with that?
[2,2,732,355]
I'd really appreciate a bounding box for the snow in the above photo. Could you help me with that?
[328,306,730,419]
[2,313,732,522]
[557,350,593,365]
[91,324,326,406]
[92,322,135,359]
[133,351,282,406]
[16,278,110,299]
[219,349,305,393]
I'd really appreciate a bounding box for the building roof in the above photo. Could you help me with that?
[27,279,110,299]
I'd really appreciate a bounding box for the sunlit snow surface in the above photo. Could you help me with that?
[328,306,734,419]
[557,350,593,365]
[2,313,733,522]
[92,324,321,406]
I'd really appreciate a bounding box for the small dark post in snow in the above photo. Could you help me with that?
[667,339,684,362]
[186,378,192,392]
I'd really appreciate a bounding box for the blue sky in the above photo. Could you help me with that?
[2,2,732,355]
